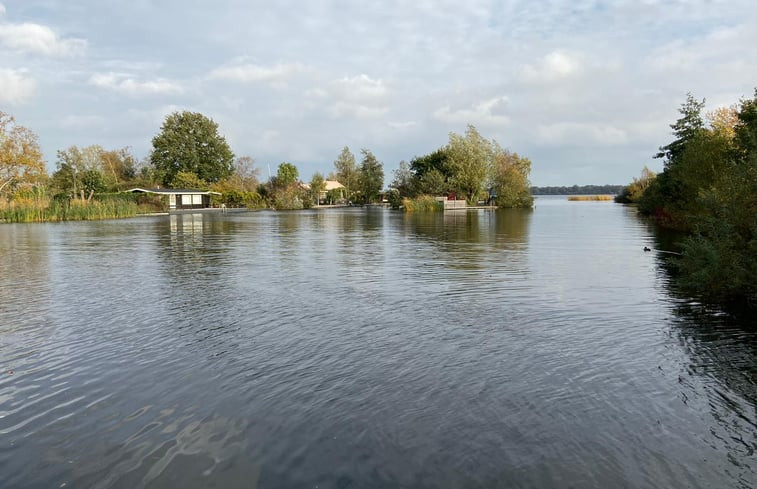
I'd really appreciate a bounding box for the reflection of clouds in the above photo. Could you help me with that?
[80,411,257,489]
[142,415,256,486]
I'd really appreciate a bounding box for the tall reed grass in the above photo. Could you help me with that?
[402,195,443,212]
[1,193,157,223]
[567,195,614,201]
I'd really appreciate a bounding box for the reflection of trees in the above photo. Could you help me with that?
[400,210,531,274]
[0,225,51,334]
[156,213,240,304]
[402,209,530,248]
[668,304,757,486]
[647,208,757,485]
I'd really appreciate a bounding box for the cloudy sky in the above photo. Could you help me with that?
[1,0,756,185]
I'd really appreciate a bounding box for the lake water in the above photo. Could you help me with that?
[1,197,755,489]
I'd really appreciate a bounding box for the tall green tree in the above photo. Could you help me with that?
[0,111,47,195]
[275,162,299,186]
[655,93,706,166]
[390,160,414,197]
[446,125,494,203]
[309,172,326,205]
[100,147,137,190]
[357,149,384,204]
[491,149,534,208]
[150,111,234,187]
[334,146,358,197]
[51,145,105,197]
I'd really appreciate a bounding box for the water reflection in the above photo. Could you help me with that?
[1,205,756,489]
[667,304,757,487]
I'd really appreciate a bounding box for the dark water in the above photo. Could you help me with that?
[1,197,755,489]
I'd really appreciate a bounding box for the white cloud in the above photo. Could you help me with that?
[387,121,418,130]
[537,122,629,146]
[0,69,36,104]
[308,74,391,119]
[0,3,5,17]
[89,72,184,95]
[60,114,106,128]
[433,96,510,125]
[208,62,308,87]
[520,51,582,83]
[0,22,86,57]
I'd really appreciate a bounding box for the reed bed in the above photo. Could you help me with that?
[567,195,614,201]
[402,195,443,212]
[1,197,152,223]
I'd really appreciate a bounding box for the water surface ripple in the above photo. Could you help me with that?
[1,198,755,488]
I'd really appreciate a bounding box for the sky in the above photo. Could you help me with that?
[1,0,756,186]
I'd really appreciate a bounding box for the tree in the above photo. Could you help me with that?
[390,160,414,197]
[334,146,358,197]
[230,155,260,191]
[615,166,656,203]
[491,149,534,208]
[275,162,299,187]
[150,111,234,187]
[100,147,137,190]
[707,105,739,140]
[655,93,706,166]
[172,171,208,189]
[410,148,448,176]
[51,146,103,197]
[357,149,384,204]
[446,125,494,203]
[0,112,47,195]
[309,172,325,205]
[733,88,757,163]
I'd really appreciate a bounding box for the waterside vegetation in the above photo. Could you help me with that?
[567,195,613,201]
[618,90,757,307]
[387,125,534,210]
[2,110,536,218]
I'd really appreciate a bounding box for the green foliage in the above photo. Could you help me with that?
[213,189,263,208]
[655,93,706,165]
[389,160,414,198]
[272,186,304,210]
[386,188,403,209]
[172,170,208,190]
[676,162,756,305]
[334,147,358,197]
[491,150,534,208]
[357,149,384,204]
[51,145,144,196]
[446,125,494,204]
[150,111,234,187]
[416,168,448,196]
[733,88,757,163]
[636,89,757,307]
[1,192,155,223]
[275,162,299,186]
[325,187,344,204]
[402,195,443,212]
[309,172,325,204]
[615,166,656,203]
[80,169,105,194]
[409,148,450,195]
[532,185,625,195]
